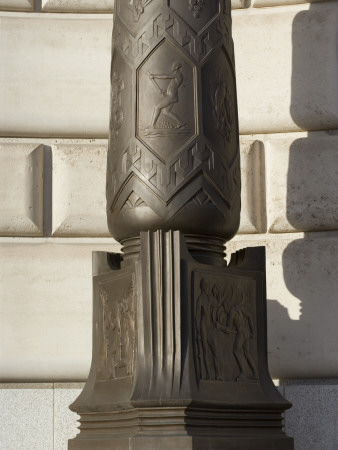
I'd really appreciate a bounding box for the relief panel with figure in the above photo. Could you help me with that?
[97,275,135,380]
[116,0,160,38]
[193,272,258,383]
[202,47,238,166]
[169,0,218,34]
[137,40,197,163]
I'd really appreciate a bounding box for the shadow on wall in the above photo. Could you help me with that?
[268,2,338,380]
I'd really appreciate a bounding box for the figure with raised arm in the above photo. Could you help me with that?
[147,61,186,129]
[216,287,257,380]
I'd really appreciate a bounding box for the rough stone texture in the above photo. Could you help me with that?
[283,383,338,450]
[52,142,110,236]
[239,139,266,234]
[227,232,338,379]
[54,384,83,450]
[0,0,34,11]
[0,382,336,450]
[0,142,44,236]
[0,13,113,138]
[266,131,338,233]
[233,1,338,133]
[41,0,114,13]
[0,239,119,381]
[0,385,53,450]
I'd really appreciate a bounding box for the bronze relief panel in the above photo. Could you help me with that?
[109,51,133,154]
[97,274,135,381]
[137,40,197,163]
[193,272,258,383]
[202,48,238,166]
[116,0,161,38]
[169,0,218,34]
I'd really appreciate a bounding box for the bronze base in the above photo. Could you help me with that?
[69,231,293,450]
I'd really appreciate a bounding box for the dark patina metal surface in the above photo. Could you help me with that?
[69,2,294,449]
[106,0,240,242]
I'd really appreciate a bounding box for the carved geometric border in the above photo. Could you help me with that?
[114,9,233,66]
[108,138,240,214]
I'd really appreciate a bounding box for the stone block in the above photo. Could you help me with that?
[266,131,338,233]
[0,142,44,236]
[231,0,251,8]
[54,384,84,450]
[42,0,114,13]
[0,0,34,11]
[0,385,53,450]
[228,231,338,379]
[254,0,327,7]
[2,3,338,138]
[0,13,113,138]
[0,239,120,381]
[233,2,338,133]
[283,383,338,450]
[238,138,266,234]
[51,141,110,236]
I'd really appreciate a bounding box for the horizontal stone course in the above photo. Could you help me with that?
[233,1,338,133]
[1,2,338,136]
[0,0,34,11]
[0,13,113,138]
[266,131,338,233]
[254,0,328,6]
[0,239,120,381]
[41,0,114,13]
[1,381,337,450]
[0,0,330,13]
[0,231,337,380]
[0,137,268,237]
[2,130,338,237]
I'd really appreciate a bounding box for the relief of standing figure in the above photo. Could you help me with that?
[195,279,223,380]
[102,296,121,379]
[211,74,234,143]
[216,287,258,381]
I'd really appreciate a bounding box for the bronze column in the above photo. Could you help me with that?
[69,1,294,449]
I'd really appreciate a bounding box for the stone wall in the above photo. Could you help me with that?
[1,1,337,449]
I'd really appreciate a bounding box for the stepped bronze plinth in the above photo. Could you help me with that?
[69,1,294,448]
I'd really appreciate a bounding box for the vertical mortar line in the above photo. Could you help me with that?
[35,0,42,12]
[264,137,272,233]
[43,145,53,237]
[52,382,55,450]
[263,136,268,234]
